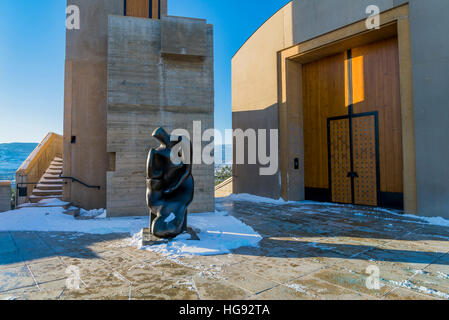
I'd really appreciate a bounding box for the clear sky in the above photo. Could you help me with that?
[0,0,290,144]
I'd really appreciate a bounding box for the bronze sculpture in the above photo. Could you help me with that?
[146,127,194,239]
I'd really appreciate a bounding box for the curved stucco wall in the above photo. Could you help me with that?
[231,3,293,199]
[232,2,293,113]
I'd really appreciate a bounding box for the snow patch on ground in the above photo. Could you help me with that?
[388,279,449,299]
[402,215,449,228]
[285,283,307,294]
[222,194,449,228]
[132,211,262,258]
[17,198,71,208]
[413,270,430,276]
[78,208,107,219]
[223,194,296,205]
[222,194,354,208]
[0,201,261,256]
[0,205,146,235]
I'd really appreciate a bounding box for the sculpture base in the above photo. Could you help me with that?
[141,228,168,246]
[186,227,200,241]
[141,227,200,246]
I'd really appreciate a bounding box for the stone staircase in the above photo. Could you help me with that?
[29,157,64,203]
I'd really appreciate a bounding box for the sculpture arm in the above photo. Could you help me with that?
[163,163,191,194]
[147,149,163,179]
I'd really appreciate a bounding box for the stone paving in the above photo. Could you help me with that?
[1,198,449,300]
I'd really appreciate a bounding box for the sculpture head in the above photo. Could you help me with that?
[152,127,182,149]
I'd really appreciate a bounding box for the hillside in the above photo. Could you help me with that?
[0,143,38,182]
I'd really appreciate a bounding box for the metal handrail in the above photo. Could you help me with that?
[59,174,101,190]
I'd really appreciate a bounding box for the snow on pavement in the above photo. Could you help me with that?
[0,201,262,257]
[221,194,449,228]
[133,211,262,258]
[0,205,146,235]
[17,198,71,208]
[223,193,297,205]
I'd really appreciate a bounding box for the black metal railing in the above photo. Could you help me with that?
[59,174,101,190]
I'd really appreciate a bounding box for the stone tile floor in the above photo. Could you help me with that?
[0,198,448,300]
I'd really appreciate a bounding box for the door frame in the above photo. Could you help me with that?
[277,4,417,214]
[327,111,381,206]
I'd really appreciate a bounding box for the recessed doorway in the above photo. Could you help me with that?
[302,37,403,209]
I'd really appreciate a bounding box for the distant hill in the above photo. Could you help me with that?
[0,143,38,182]
[0,142,231,183]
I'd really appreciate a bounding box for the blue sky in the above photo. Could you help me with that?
[0,0,290,144]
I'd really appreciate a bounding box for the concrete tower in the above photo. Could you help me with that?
[63,0,214,216]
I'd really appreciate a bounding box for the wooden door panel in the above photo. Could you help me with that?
[302,37,402,208]
[303,53,347,190]
[126,0,150,18]
[329,119,352,204]
[352,116,378,206]
[352,38,403,194]
[151,0,159,19]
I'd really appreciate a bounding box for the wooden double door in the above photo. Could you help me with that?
[302,37,404,209]
[328,113,380,206]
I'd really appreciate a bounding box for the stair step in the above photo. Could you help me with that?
[50,164,63,169]
[30,195,63,203]
[32,190,63,196]
[42,174,61,180]
[39,179,64,184]
[26,156,65,204]
[36,184,63,190]
[45,169,62,175]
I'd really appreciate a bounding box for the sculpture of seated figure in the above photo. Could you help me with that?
[146,127,194,239]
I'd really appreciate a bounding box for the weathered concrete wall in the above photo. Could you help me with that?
[408,0,449,218]
[64,0,124,210]
[161,16,207,57]
[0,181,11,213]
[231,3,293,199]
[107,15,214,217]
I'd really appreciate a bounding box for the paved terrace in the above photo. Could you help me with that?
[1,198,448,300]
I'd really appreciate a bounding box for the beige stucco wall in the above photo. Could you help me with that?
[64,0,124,210]
[232,2,293,113]
[106,15,215,217]
[231,3,293,199]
